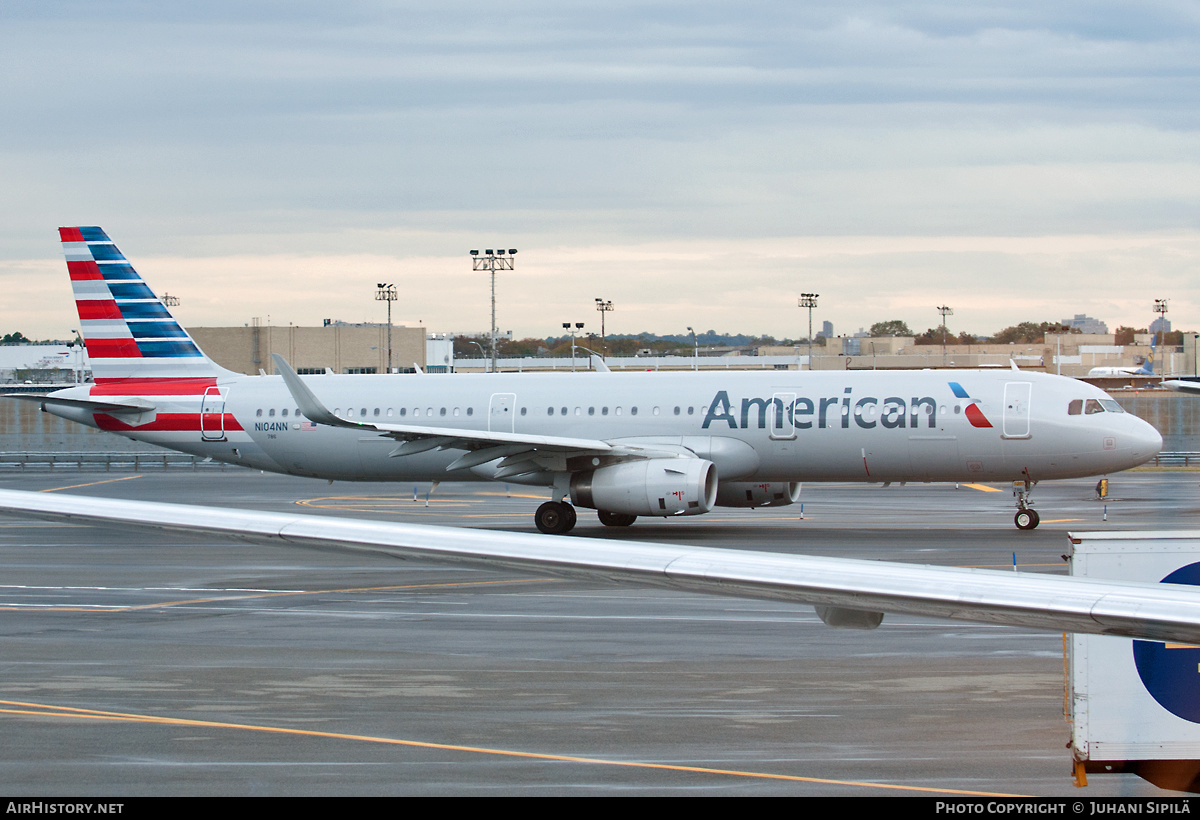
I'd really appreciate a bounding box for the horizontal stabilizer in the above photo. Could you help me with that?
[2,393,156,415]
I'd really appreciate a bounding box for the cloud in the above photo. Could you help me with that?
[2,1,1199,338]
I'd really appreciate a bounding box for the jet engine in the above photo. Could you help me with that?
[570,458,717,517]
[714,481,801,508]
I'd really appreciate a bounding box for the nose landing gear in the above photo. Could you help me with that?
[1013,478,1040,530]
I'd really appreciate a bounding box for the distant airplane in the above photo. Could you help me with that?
[1088,336,1157,378]
[1163,378,1200,395]
[4,227,1163,533]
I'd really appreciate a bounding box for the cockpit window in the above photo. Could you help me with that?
[1100,399,1124,413]
[1068,400,1082,416]
[1085,399,1104,414]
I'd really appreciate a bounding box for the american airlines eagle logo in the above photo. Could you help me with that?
[948,382,993,429]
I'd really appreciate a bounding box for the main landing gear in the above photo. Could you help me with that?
[535,501,577,535]
[534,503,639,534]
[1013,478,1040,531]
[597,510,637,528]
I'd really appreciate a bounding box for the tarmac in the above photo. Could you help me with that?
[0,467,1196,796]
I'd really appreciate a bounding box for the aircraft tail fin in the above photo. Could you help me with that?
[59,227,233,384]
[1137,335,1157,376]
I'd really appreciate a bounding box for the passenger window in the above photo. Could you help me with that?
[269,408,276,417]
[1068,400,1083,416]
[256,409,263,417]
[281,408,288,417]
[560,407,567,415]
[547,407,554,416]
[588,407,595,416]
[440,407,447,416]
[631,407,638,416]
[673,406,680,415]
[399,408,407,416]
[467,407,474,416]
[602,407,609,416]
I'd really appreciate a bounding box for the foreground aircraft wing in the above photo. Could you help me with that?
[271,354,679,466]
[2,488,1200,644]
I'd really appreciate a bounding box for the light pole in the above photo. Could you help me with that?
[471,248,517,373]
[595,298,614,357]
[937,305,954,367]
[798,293,818,370]
[69,328,83,384]
[375,283,396,374]
[563,322,584,372]
[687,326,698,371]
[1154,298,1169,349]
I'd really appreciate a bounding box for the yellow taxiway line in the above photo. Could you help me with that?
[0,698,1028,797]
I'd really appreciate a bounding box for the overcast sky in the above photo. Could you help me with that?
[2,1,1198,342]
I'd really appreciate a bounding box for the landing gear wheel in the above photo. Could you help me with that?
[598,510,638,527]
[535,501,577,535]
[1014,509,1040,530]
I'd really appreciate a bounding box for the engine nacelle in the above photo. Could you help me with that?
[570,458,717,517]
[714,481,801,508]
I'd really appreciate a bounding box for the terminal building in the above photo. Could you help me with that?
[189,322,428,376]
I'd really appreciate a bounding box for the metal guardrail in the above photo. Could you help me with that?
[0,452,243,471]
[1149,452,1200,467]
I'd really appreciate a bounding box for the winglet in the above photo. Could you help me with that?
[591,353,611,373]
[271,354,356,429]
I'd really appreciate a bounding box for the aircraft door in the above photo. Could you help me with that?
[1001,382,1032,439]
[200,386,227,442]
[770,392,796,440]
[489,393,516,433]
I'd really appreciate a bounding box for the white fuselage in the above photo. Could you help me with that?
[46,368,1162,486]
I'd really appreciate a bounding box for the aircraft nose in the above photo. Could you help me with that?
[1130,417,1163,461]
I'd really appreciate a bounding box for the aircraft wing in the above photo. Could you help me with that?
[2,488,1199,644]
[271,354,682,470]
[1163,379,1200,395]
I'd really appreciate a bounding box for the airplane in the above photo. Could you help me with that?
[5,227,1164,534]
[1087,336,1157,378]
[1163,378,1200,395]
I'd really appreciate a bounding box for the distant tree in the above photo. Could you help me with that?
[1,332,30,345]
[913,328,977,346]
[499,337,546,357]
[869,320,912,337]
[991,322,1054,345]
[1113,326,1145,346]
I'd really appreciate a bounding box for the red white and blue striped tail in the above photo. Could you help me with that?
[60,227,229,384]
